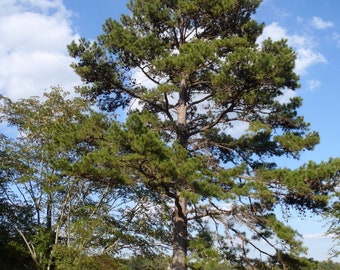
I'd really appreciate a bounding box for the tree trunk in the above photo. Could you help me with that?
[171,195,188,270]
[171,78,189,270]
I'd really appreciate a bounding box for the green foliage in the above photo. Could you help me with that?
[0,240,37,270]
[0,135,37,269]
[53,246,129,270]
[0,88,161,269]
[188,230,225,270]
[67,0,340,268]
[269,252,318,270]
[316,260,340,270]
[124,255,171,270]
[1,0,339,269]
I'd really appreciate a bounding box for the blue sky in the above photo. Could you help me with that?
[0,0,339,262]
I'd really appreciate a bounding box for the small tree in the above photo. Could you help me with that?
[68,0,340,269]
[0,135,37,269]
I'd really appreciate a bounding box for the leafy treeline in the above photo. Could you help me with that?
[1,0,340,269]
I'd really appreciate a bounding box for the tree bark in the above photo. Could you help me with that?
[171,195,188,270]
[171,77,189,270]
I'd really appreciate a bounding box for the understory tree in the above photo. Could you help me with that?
[0,134,37,270]
[0,88,162,270]
[64,0,339,269]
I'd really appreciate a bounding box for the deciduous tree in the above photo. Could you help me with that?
[0,88,155,269]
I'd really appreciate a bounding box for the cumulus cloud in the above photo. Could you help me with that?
[0,0,80,100]
[312,16,334,30]
[258,22,326,75]
[295,48,326,75]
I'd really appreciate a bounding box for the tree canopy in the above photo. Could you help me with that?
[67,0,340,269]
[0,0,339,269]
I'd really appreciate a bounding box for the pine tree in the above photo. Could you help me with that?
[68,1,340,269]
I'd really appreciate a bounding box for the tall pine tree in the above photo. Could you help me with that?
[68,0,340,269]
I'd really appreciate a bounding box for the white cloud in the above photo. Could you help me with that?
[258,22,326,75]
[307,79,321,91]
[258,22,287,43]
[275,88,297,104]
[0,0,80,100]
[303,233,334,239]
[295,48,326,75]
[312,16,334,30]
[332,32,340,48]
[131,67,158,90]
[226,120,249,138]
